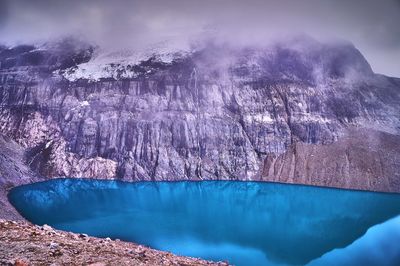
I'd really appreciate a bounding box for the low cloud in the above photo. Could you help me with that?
[0,0,399,76]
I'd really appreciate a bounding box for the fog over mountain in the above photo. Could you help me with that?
[0,0,399,76]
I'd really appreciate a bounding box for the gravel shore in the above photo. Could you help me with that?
[0,220,228,266]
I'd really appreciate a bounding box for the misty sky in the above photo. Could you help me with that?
[0,0,399,77]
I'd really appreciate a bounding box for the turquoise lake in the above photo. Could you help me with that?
[8,179,400,266]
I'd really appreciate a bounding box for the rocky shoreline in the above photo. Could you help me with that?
[0,220,228,266]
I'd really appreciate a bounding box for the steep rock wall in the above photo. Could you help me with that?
[0,37,399,192]
[262,128,400,192]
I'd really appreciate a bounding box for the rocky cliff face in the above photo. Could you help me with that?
[262,128,400,192]
[0,36,399,192]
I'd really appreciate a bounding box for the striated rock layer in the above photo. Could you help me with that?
[262,128,400,192]
[0,36,399,192]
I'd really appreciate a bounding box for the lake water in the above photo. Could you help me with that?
[8,179,400,266]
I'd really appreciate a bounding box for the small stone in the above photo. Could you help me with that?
[50,249,63,257]
[135,245,145,252]
[49,242,59,249]
[79,233,89,238]
[134,246,146,258]
[14,259,29,266]
[42,224,53,231]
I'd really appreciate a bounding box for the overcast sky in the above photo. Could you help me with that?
[0,0,399,77]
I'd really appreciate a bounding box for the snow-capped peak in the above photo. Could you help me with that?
[57,40,191,81]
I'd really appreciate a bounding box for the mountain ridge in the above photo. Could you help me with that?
[0,35,399,193]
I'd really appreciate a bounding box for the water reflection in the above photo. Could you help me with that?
[9,179,400,265]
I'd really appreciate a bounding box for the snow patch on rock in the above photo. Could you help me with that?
[57,41,191,81]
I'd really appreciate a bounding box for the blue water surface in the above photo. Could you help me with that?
[8,179,400,266]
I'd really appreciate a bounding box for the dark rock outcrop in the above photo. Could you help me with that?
[0,135,39,220]
[0,36,399,192]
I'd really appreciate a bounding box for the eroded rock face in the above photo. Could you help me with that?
[0,110,117,179]
[0,36,399,191]
[261,128,400,193]
[0,135,40,220]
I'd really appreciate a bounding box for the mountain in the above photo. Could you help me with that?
[0,35,399,194]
